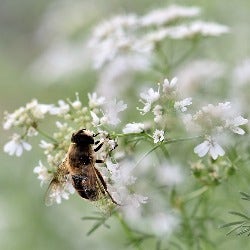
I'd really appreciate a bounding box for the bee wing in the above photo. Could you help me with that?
[91,167,118,212]
[45,160,69,206]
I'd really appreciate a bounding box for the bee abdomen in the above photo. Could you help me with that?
[71,175,98,201]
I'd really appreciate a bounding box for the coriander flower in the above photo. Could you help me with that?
[194,137,225,160]
[122,123,145,134]
[4,134,32,157]
[102,99,127,125]
[153,105,163,123]
[88,92,106,109]
[46,178,75,206]
[174,97,192,112]
[153,129,165,143]
[33,161,52,186]
[140,5,200,27]
[162,77,178,93]
[225,116,248,135]
[49,100,70,115]
[151,212,179,237]
[138,87,160,114]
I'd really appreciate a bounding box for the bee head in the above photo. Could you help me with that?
[71,129,94,146]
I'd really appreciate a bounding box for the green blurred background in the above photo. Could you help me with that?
[1,0,250,249]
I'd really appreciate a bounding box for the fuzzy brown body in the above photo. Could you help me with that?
[46,129,117,206]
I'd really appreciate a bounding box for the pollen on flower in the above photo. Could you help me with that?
[153,129,165,143]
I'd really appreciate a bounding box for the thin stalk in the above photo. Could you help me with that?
[36,128,58,144]
[115,213,143,250]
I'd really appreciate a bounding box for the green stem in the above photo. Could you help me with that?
[182,186,209,203]
[134,144,160,168]
[115,213,143,250]
[164,135,203,145]
[36,128,58,144]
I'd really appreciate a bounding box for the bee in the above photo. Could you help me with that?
[45,129,118,209]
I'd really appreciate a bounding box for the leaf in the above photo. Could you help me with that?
[219,221,245,228]
[240,192,250,201]
[228,211,250,220]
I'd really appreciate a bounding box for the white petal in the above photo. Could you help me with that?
[209,143,225,160]
[231,127,245,135]
[194,141,210,157]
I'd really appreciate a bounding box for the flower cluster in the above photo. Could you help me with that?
[89,5,229,69]
[183,102,248,159]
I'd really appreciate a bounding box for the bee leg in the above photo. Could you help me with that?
[96,159,104,163]
[93,133,99,137]
[94,142,104,152]
[94,140,100,145]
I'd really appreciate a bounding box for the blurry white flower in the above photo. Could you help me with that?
[157,164,184,186]
[88,14,139,69]
[4,134,32,157]
[90,111,101,126]
[3,99,53,130]
[140,87,160,103]
[153,129,165,143]
[194,137,225,160]
[39,140,54,152]
[165,21,229,39]
[27,127,38,137]
[106,160,136,186]
[96,55,150,100]
[225,116,248,135]
[138,87,160,114]
[233,59,250,85]
[30,42,89,82]
[175,59,225,95]
[123,193,148,210]
[153,105,163,123]
[123,123,145,134]
[151,212,179,237]
[46,178,75,205]
[162,77,178,93]
[88,92,106,109]
[102,100,127,125]
[33,161,52,186]
[49,100,70,115]
[140,5,200,27]
[174,97,192,112]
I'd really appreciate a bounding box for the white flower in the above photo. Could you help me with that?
[233,59,250,86]
[88,92,106,109]
[123,123,145,134]
[140,5,200,27]
[140,87,160,104]
[125,193,148,208]
[102,99,127,125]
[49,100,70,115]
[194,137,225,160]
[225,116,248,135]
[4,134,32,157]
[157,164,184,186]
[90,111,101,126]
[138,87,160,114]
[151,212,179,237]
[162,77,178,92]
[174,97,192,112]
[33,161,52,186]
[153,129,165,143]
[46,178,75,206]
[153,105,163,123]
[106,160,136,186]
